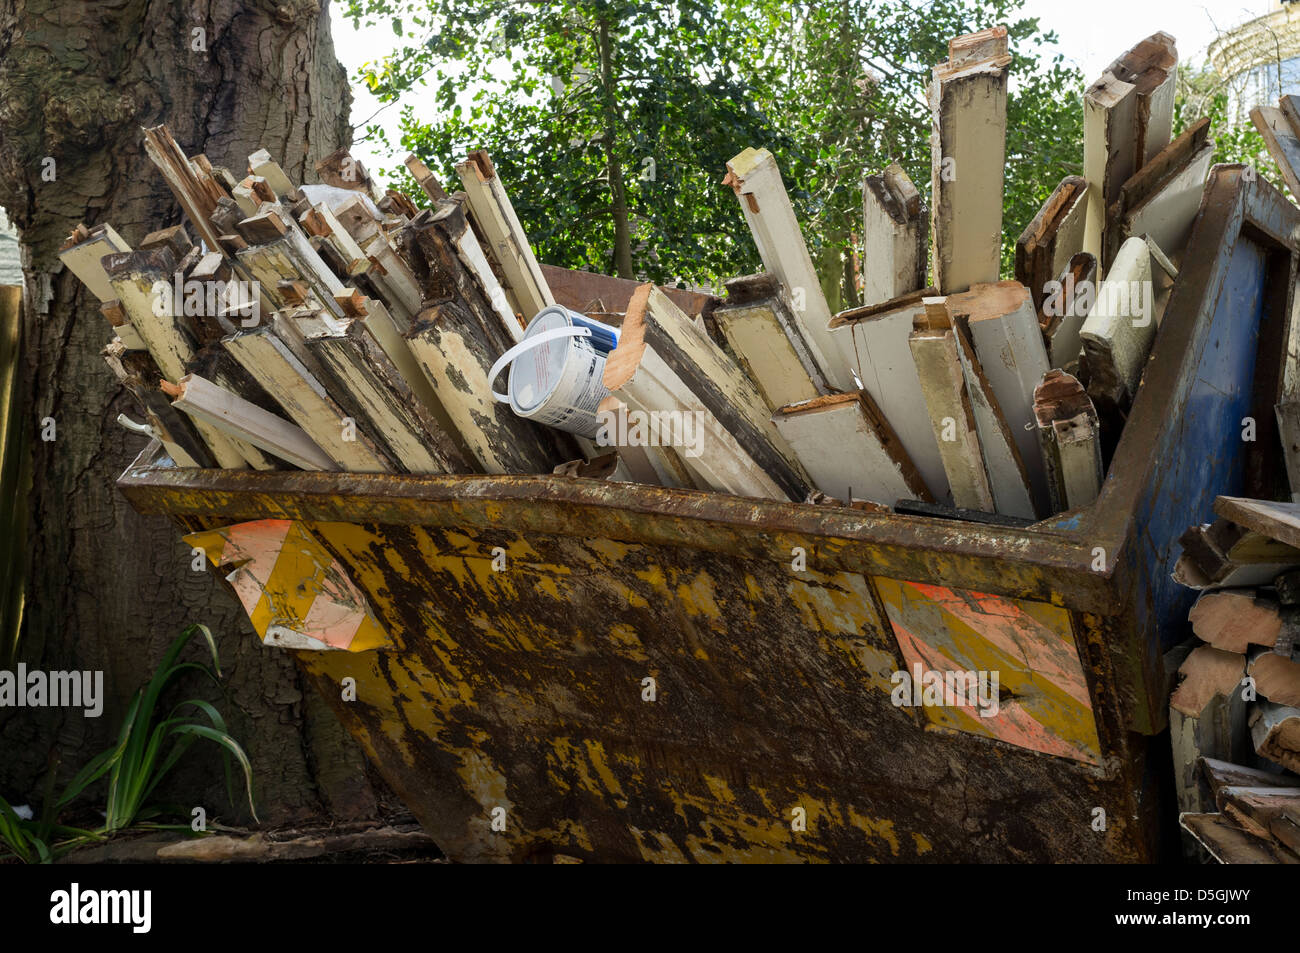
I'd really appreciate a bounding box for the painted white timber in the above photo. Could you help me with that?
[951,324,1036,518]
[306,325,452,474]
[360,231,423,323]
[1083,72,1138,264]
[107,265,251,468]
[862,162,926,307]
[59,225,131,302]
[636,285,811,497]
[223,326,390,471]
[929,28,1010,294]
[1034,369,1103,513]
[1080,236,1155,398]
[1254,104,1300,198]
[1042,253,1097,371]
[172,373,336,471]
[909,306,993,510]
[605,341,785,500]
[713,296,820,412]
[247,149,297,199]
[306,203,370,276]
[231,181,261,216]
[1124,143,1213,257]
[594,397,697,488]
[1083,33,1177,267]
[772,391,927,506]
[436,204,523,343]
[831,292,948,501]
[725,147,850,390]
[949,280,1051,513]
[455,154,554,321]
[404,321,516,475]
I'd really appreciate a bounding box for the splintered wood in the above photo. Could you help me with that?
[929,26,1010,295]
[72,24,1233,524]
[1172,495,1300,863]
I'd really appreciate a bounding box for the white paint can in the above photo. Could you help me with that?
[488,306,619,439]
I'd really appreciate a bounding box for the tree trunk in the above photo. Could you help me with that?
[0,0,377,826]
[597,17,634,279]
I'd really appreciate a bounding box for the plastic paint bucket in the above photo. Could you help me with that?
[488,306,619,439]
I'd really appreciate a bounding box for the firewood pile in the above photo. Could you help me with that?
[51,27,1268,525]
[1171,496,1300,863]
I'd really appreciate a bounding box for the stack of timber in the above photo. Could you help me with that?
[1171,495,1300,863]
[62,27,1248,526]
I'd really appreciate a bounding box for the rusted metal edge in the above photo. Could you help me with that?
[1090,167,1291,547]
[119,443,1117,611]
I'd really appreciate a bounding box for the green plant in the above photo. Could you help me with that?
[0,623,256,863]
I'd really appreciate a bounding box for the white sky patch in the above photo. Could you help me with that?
[329,1,1270,189]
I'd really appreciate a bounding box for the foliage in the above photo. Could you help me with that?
[344,0,1082,293]
[0,624,255,863]
[1176,65,1288,201]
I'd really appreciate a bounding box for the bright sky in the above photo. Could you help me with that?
[328,1,1274,189]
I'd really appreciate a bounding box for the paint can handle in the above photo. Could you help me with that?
[488,326,594,403]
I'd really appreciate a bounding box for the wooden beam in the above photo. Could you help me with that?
[929,26,1010,294]
[404,154,448,203]
[139,223,193,260]
[1252,104,1300,198]
[103,247,257,469]
[946,280,1051,514]
[771,391,929,506]
[1252,701,1300,774]
[1033,369,1103,513]
[1276,400,1300,502]
[1214,496,1300,553]
[1082,33,1178,267]
[1189,589,1283,653]
[103,340,216,468]
[951,317,1036,518]
[304,320,470,474]
[454,150,554,321]
[595,396,700,488]
[909,298,993,510]
[712,273,825,411]
[143,124,226,253]
[862,162,927,307]
[602,284,807,500]
[222,325,392,472]
[1250,652,1300,707]
[405,300,576,475]
[1040,252,1097,370]
[1107,120,1213,266]
[58,223,131,302]
[1169,644,1250,815]
[315,147,382,202]
[170,373,336,471]
[1015,176,1088,314]
[1179,812,1297,863]
[247,148,297,200]
[830,289,946,501]
[538,263,714,319]
[1079,236,1155,412]
[413,201,522,343]
[723,147,849,390]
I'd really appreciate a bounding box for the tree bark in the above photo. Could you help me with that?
[596,16,634,279]
[0,0,376,826]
